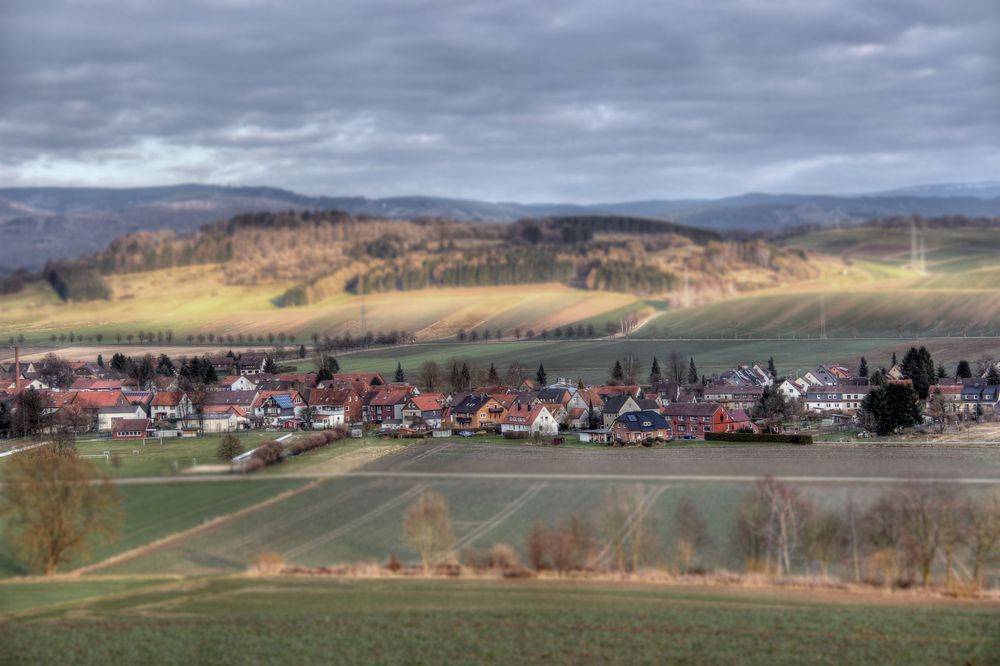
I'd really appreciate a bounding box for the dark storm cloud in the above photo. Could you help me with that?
[0,0,997,200]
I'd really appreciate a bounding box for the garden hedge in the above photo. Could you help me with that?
[704,432,813,445]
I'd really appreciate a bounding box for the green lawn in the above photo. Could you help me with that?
[2,577,998,664]
[67,432,285,478]
[0,479,304,577]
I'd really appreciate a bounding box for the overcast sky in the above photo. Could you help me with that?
[1,0,997,202]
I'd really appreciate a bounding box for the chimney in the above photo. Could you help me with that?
[13,345,21,393]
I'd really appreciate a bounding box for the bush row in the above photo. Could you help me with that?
[704,432,813,445]
[288,428,347,456]
[242,428,349,474]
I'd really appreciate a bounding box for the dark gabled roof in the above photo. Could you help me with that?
[662,402,726,417]
[451,393,493,414]
[614,410,668,432]
[602,394,634,413]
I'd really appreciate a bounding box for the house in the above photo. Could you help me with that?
[702,383,765,411]
[254,391,304,426]
[69,378,124,392]
[306,387,362,427]
[803,385,873,413]
[449,394,508,430]
[112,418,152,440]
[802,366,841,387]
[150,391,192,422]
[601,394,642,428]
[366,388,415,425]
[203,390,259,410]
[73,390,131,430]
[610,410,671,443]
[401,394,445,429]
[218,375,258,391]
[718,364,773,387]
[181,405,248,432]
[500,402,558,437]
[777,379,805,400]
[236,352,269,375]
[98,404,148,433]
[661,403,733,439]
[331,372,385,394]
[123,391,154,416]
[729,409,761,433]
[959,382,1000,415]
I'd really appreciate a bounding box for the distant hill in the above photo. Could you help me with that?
[2,182,1000,272]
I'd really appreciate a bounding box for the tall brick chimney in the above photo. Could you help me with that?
[13,345,21,393]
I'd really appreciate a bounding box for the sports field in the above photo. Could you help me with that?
[2,577,998,665]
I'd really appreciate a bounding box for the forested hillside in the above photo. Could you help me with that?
[37,211,819,306]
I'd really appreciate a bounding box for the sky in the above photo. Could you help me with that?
[0,0,998,202]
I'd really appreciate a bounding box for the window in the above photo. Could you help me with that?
[703,426,710,432]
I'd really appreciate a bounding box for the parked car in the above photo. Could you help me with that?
[458,430,474,437]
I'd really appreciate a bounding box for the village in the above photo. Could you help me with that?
[2,343,996,448]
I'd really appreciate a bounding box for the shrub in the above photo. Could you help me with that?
[250,440,285,465]
[217,433,244,461]
[704,432,813,445]
[489,544,521,572]
[249,552,286,575]
[385,554,403,572]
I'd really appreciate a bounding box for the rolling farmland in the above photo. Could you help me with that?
[5,577,998,665]
[86,443,1000,577]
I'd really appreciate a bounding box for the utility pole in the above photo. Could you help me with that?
[819,297,828,340]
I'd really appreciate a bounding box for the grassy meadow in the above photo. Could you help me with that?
[3,577,998,665]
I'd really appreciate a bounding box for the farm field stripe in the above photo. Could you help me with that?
[208,479,378,555]
[450,482,548,553]
[284,483,428,559]
[594,485,665,566]
[51,471,1000,485]
[75,480,323,574]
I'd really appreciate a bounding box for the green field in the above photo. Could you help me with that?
[84,475,924,578]
[0,479,303,577]
[335,337,1000,384]
[2,577,997,665]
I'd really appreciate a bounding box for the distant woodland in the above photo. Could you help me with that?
[18,210,826,304]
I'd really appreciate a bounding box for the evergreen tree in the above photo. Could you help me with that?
[860,383,922,436]
[956,360,972,379]
[460,363,471,390]
[156,354,175,376]
[649,357,662,384]
[316,367,333,382]
[298,344,306,359]
[204,361,218,384]
[536,363,547,387]
[687,358,698,385]
[110,352,129,373]
[767,356,777,378]
[323,355,340,375]
[988,366,1000,386]
[891,351,897,367]
[858,356,868,378]
[394,362,406,383]
[96,354,104,369]
[611,360,624,384]
[263,356,278,374]
[900,346,934,399]
[936,363,947,380]
[487,363,500,385]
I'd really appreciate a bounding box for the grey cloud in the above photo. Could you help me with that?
[0,0,997,200]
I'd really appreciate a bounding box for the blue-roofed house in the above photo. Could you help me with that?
[255,390,304,426]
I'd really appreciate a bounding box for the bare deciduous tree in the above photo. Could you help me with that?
[673,496,708,574]
[402,490,454,574]
[0,439,121,575]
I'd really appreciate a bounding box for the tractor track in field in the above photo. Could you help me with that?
[450,482,549,553]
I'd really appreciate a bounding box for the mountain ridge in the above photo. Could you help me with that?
[2,182,1000,272]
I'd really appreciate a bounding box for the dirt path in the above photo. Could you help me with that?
[301,444,405,474]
